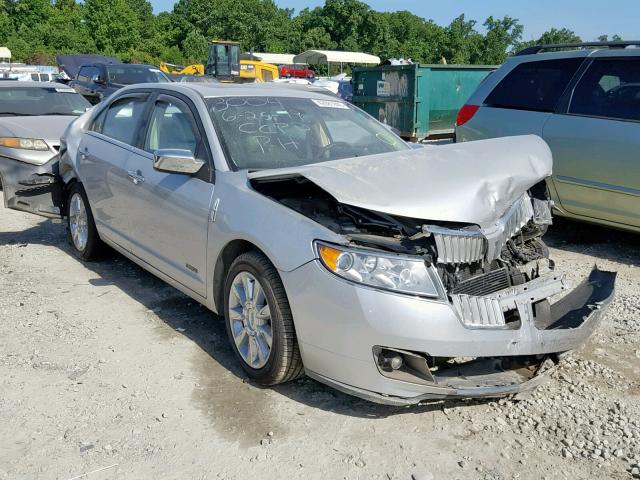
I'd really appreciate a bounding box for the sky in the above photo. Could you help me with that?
[150,0,640,42]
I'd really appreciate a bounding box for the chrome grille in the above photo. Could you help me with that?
[452,294,506,327]
[425,226,486,264]
[425,194,535,265]
[483,194,534,261]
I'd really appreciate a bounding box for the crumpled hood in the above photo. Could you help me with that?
[0,116,78,147]
[248,135,552,227]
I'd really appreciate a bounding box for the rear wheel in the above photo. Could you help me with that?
[224,251,304,385]
[66,183,106,261]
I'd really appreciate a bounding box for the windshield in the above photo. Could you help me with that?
[207,96,408,170]
[0,86,90,116]
[106,65,170,84]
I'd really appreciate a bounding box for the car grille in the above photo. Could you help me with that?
[451,294,506,327]
[425,194,534,264]
[483,194,535,261]
[451,267,511,296]
[429,226,486,264]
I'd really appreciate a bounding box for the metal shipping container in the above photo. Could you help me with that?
[352,64,495,140]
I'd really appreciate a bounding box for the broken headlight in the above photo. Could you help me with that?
[315,241,442,298]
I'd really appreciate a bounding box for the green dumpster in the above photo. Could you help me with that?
[352,64,495,140]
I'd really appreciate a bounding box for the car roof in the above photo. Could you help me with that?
[103,63,158,69]
[0,81,76,90]
[120,82,340,100]
[513,47,640,62]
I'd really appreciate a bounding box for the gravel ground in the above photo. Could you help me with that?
[0,204,639,480]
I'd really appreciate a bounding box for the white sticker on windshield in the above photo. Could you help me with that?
[54,88,75,93]
[312,99,349,109]
[149,68,161,73]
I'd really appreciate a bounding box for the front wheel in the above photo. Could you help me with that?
[224,251,304,385]
[66,183,106,261]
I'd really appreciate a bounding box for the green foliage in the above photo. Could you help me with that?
[0,0,624,68]
[182,29,208,64]
[515,28,582,53]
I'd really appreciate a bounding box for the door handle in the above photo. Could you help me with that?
[127,170,145,185]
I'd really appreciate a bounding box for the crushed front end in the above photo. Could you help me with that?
[252,175,616,405]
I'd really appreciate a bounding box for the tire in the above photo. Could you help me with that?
[66,183,106,261]
[224,250,304,385]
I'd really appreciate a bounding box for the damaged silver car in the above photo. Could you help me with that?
[5,83,616,405]
[0,82,91,217]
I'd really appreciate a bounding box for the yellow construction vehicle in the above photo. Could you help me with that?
[205,40,278,82]
[159,62,204,76]
[239,59,279,82]
[160,42,279,83]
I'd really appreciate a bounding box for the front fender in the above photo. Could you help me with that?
[206,172,344,310]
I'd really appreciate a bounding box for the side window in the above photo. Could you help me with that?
[101,97,148,145]
[90,107,108,133]
[569,58,640,122]
[31,73,39,81]
[77,67,94,82]
[484,58,583,112]
[144,99,200,156]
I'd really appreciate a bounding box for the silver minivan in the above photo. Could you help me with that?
[1,82,616,405]
[456,41,640,233]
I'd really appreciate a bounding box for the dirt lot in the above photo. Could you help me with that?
[1,203,639,480]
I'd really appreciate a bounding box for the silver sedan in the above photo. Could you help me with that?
[0,81,90,216]
[4,82,616,405]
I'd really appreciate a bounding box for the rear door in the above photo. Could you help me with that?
[457,57,584,141]
[78,92,151,249]
[543,56,640,227]
[122,93,215,297]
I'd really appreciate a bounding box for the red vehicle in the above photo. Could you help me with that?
[279,64,315,79]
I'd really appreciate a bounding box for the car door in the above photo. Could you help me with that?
[123,93,215,297]
[94,65,110,103]
[78,92,151,250]
[73,66,98,102]
[543,56,640,228]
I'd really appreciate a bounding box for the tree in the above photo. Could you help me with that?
[0,0,626,67]
[84,0,141,55]
[172,0,293,53]
[440,15,484,64]
[598,34,622,42]
[481,16,523,64]
[182,30,208,64]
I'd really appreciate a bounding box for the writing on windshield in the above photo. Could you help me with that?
[208,96,406,170]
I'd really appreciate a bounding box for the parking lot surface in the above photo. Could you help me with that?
[1,203,639,480]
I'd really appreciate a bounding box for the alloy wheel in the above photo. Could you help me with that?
[228,271,273,369]
[69,192,89,252]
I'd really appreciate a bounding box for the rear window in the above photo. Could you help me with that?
[485,58,584,112]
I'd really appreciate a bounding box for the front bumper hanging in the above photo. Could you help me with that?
[313,266,616,406]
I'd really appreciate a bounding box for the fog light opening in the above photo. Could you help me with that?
[378,352,403,371]
[373,347,435,385]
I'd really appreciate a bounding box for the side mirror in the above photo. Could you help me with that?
[153,149,204,174]
[92,74,105,84]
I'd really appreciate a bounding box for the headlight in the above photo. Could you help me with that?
[315,241,442,298]
[0,137,49,151]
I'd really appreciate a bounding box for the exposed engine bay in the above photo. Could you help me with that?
[251,175,555,304]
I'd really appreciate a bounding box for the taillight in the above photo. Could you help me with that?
[456,104,480,127]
